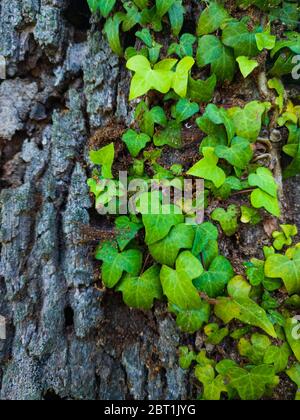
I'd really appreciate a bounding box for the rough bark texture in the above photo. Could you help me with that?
[0,0,299,401]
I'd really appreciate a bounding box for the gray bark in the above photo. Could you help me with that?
[0,0,187,400]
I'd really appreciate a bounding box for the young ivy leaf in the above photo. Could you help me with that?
[168,33,196,58]
[117,265,163,310]
[265,249,300,295]
[194,256,234,298]
[187,147,226,189]
[196,2,229,36]
[89,143,115,179]
[236,56,259,78]
[241,206,262,225]
[195,365,228,401]
[248,167,280,217]
[226,365,277,401]
[171,98,199,123]
[197,35,236,82]
[214,276,277,338]
[172,56,195,97]
[127,55,177,100]
[215,137,253,169]
[211,205,239,237]
[122,129,151,157]
[227,101,271,141]
[96,241,143,288]
[149,223,195,267]
[255,31,276,51]
[272,224,298,251]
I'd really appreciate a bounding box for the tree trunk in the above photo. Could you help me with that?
[0,0,299,401]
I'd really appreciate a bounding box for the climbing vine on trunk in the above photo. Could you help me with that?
[87,0,300,400]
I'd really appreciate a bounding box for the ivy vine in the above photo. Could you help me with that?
[86,0,300,400]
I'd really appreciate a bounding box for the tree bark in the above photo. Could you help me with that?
[0,0,299,401]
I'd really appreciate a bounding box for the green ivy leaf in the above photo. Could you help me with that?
[161,251,203,309]
[240,205,262,225]
[197,35,236,82]
[215,276,277,338]
[96,241,143,287]
[104,13,124,56]
[89,143,115,179]
[187,147,226,188]
[156,0,176,17]
[192,222,219,256]
[168,0,185,36]
[215,137,253,169]
[88,0,116,16]
[168,33,196,58]
[205,104,235,143]
[263,343,291,373]
[248,167,280,216]
[222,20,260,57]
[179,346,196,369]
[171,300,211,333]
[171,98,199,123]
[245,258,265,286]
[115,216,143,251]
[249,167,278,197]
[117,265,163,309]
[122,129,151,157]
[238,333,271,365]
[284,318,300,362]
[226,365,277,400]
[195,365,228,400]
[172,56,195,97]
[236,56,259,78]
[286,364,300,400]
[196,2,229,36]
[153,120,182,148]
[250,188,280,217]
[227,101,271,141]
[265,249,300,295]
[141,196,184,245]
[127,55,177,99]
[149,223,195,267]
[133,0,149,9]
[255,31,276,51]
[211,205,239,237]
[188,74,217,103]
[272,224,298,251]
[194,255,234,298]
